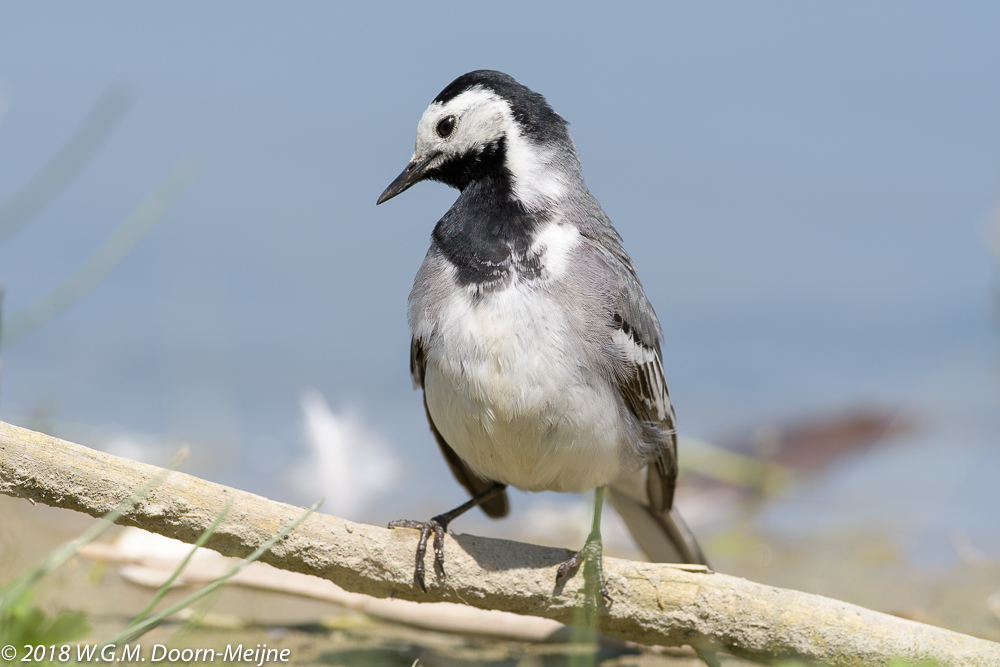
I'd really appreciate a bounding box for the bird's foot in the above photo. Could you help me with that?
[388,515,450,592]
[556,531,611,604]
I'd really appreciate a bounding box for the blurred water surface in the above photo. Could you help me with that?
[0,3,998,591]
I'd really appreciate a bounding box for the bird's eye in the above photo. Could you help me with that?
[436,116,456,138]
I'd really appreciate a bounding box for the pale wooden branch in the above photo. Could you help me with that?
[1,420,998,666]
[78,540,580,644]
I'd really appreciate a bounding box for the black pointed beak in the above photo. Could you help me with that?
[376,152,440,205]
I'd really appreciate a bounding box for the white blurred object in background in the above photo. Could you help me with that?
[292,387,400,520]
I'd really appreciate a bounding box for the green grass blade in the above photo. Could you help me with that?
[0,445,188,605]
[0,158,200,349]
[101,499,323,647]
[131,500,234,623]
[0,82,136,246]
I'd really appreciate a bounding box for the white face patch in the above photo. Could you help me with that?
[411,87,569,211]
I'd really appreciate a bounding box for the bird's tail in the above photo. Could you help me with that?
[607,471,709,566]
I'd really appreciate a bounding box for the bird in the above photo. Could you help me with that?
[376,70,708,598]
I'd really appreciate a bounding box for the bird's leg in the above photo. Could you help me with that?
[556,486,611,603]
[389,482,506,592]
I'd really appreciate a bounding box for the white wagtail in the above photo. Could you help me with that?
[377,71,708,598]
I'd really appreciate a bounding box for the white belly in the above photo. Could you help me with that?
[421,280,627,493]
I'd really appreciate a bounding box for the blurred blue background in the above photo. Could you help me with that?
[1,3,998,609]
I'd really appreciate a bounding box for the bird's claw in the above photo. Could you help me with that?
[556,535,611,603]
[388,517,448,592]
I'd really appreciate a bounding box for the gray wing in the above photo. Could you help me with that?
[612,318,679,515]
[410,338,509,518]
[576,217,677,515]
[578,219,708,565]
